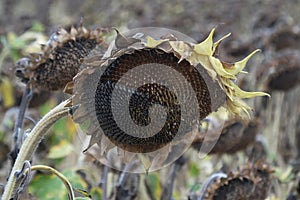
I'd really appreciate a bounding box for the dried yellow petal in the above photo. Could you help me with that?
[213,33,231,53]
[229,81,270,98]
[225,49,261,75]
[169,41,192,62]
[193,28,215,55]
[145,36,165,48]
[209,56,234,79]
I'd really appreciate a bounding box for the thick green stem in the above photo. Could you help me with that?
[1,99,71,200]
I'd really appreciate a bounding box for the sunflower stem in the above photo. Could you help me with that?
[9,84,32,167]
[1,99,71,200]
[160,156,186,200]
[100,165,109,200]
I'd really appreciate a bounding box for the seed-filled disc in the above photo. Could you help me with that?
[94,49,211,153]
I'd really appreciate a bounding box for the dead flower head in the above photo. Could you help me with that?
[202,161,273,200]
[72,27,269,172]
[15,23,108,91]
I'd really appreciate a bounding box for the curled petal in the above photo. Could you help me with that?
[213,32,231,53]
[209,56,234,79]
[169,41,193,62]
[225,49,261,75]
[145,36,166,48]
[193,28,215,56]
[229,81,270,99]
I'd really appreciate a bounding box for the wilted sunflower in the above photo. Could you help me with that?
[15,23,108,91]
[201,161,273,200]
[192,116,260,155]
[72,27,269,173]
[257,49,300,91]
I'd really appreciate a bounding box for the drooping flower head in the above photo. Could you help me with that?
[73,27,269,173]
[15,22,108,91]
[202,161,273,200]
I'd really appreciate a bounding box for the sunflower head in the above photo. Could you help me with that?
[202,162,273,200]
[257,50,300,91]
[15,23,108,91]
[73,27,269,172]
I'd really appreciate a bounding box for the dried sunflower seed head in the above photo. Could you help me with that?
[257,50,300,91]
[192,117,260,155]
[72,27,269,172]
[202,161,273,200]
[15,23,109,91]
